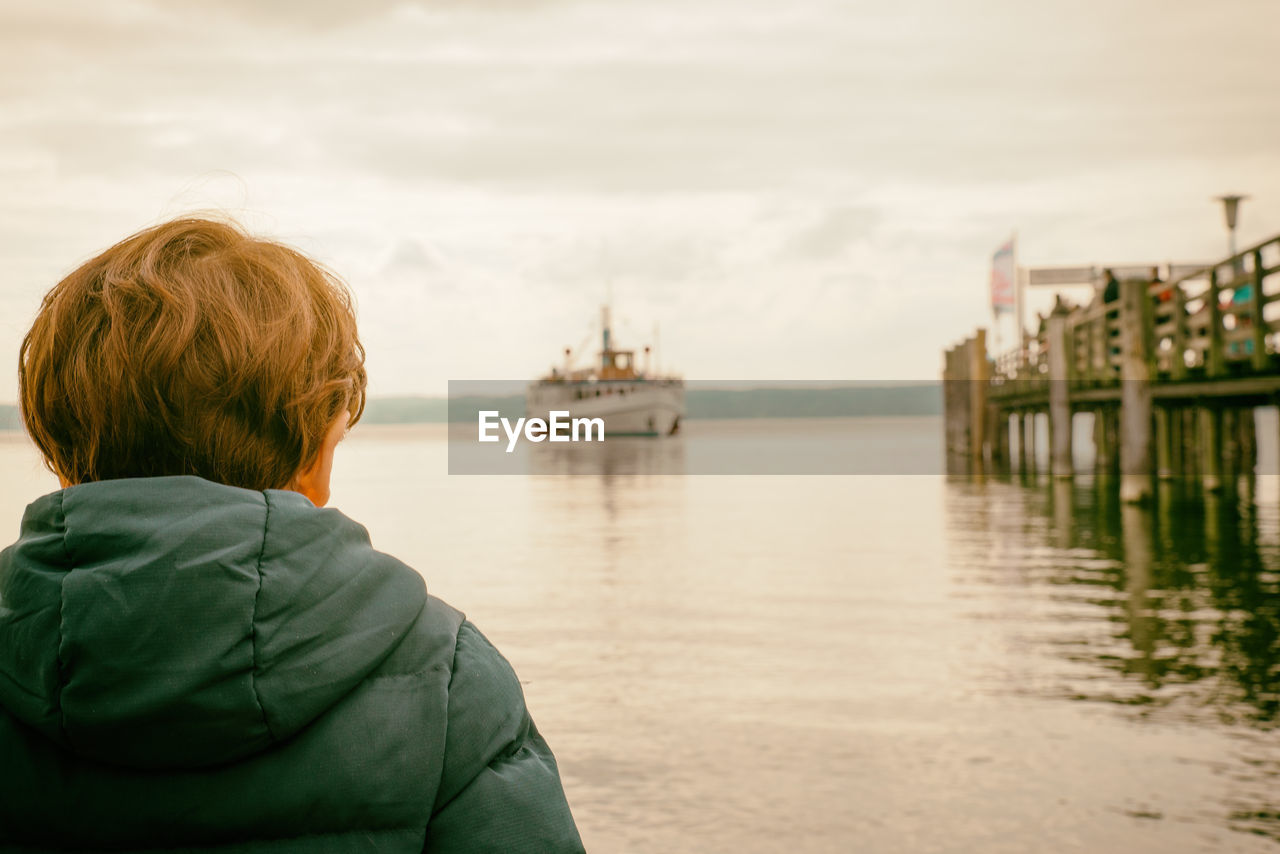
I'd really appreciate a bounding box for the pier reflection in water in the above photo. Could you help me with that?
[946,474,1280,841]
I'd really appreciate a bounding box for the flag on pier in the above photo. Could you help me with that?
[990,238,1016,315]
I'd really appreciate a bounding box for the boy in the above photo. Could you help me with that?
[0,218,585,853]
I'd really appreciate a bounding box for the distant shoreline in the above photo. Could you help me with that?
[0,383,943,431]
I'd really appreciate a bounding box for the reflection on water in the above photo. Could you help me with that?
[528,434,687,477]
[947,474,1280,841]
[5,423,1280,850]
[450,416,942,475]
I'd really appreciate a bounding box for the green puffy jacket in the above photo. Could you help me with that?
[0,476,584,853]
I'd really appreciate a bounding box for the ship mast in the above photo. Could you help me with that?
[601,304,611,370]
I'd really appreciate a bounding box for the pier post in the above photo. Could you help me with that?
[1155,406,1174,479]
[1274,400,1280,479]
[1015,412,1028,474]
[968,330,988,470]
[1119,278,1153,503]
[1169,406,1185,476]
[1025,412,1038,475]
[1199,405,1223,492]
[942,347,951,452]
[1170,286,1189,381]
[1251,249,1268,373]
[1047,302,1073,478]
[944,344,969,461]
[1094,407,1117,477]
[1183,408,1199,478]
[1223,409,1239,478]
[989,405,1008,470]
[1207,268,1225,378]
[1239,407,1257,477]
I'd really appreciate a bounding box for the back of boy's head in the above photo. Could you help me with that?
[19,217,367,491]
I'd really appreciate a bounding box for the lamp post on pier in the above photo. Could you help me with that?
[1215,194,1248,271]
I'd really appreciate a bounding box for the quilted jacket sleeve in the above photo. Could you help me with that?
[424,621,585,854]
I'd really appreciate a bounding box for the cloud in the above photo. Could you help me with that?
[0,0,1279,400]
[378,237,449,277]
[779,206,882,262]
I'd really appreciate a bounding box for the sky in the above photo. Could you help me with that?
[2,0,1279,401]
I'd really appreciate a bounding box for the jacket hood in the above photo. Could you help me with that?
[0,476,427,770]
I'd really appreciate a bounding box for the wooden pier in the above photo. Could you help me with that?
[944,233,1280,502]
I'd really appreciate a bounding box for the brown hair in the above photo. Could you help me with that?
[19,217,367,490]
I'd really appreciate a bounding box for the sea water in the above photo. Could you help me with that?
[2,418,1277,853]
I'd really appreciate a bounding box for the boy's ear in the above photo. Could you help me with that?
[288,412,350,507]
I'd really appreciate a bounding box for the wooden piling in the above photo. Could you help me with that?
[1207,267,1225,378]
[1119,280,1153,502]
[1251,249,1268,372]
[1015,412,1028,474]
[1047,304,1072,478]
[1223,409,1239,478]
[1170,287,1189,381]
[989,404,1008,470]
[1155,406,1174,479]
[943,344,968,459]
[1169,406,1184,477]
[968,330,988,470]
[1200,405,1223,492]
[1182,407,1199,479]
[1094,407,1116,477]
[1025,411,1038,475]
[1239,407,1257,477]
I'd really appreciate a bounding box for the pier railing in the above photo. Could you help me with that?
[985,232,1280,396]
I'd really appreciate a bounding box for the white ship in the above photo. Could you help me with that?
[526,307,684,437]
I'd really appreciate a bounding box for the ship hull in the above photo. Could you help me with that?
[526,381,685,437]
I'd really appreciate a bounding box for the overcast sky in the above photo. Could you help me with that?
[2,0,1279,400]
